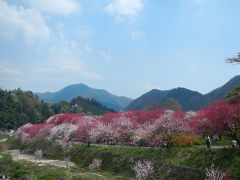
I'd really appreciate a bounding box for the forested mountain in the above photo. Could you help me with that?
[36,83,132,111]
[126,75,240,111]
[0,89,53,130]
[0,89,113,130]
[51,96,114,115]
[125,88,202,111]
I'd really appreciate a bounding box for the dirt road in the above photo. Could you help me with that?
[6,150,75,168]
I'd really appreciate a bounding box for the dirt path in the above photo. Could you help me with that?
[6,150,75,168]
[197,145,230,149]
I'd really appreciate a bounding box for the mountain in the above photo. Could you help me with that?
[202,75,240,106]
[36,84,132,111]
[126,75,240,111]
[126,88,202,111]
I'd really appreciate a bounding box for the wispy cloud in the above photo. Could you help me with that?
[24,0,80,15]
[0,0,50,44]
[78,29,93,39]
[98,49,113,61]
[105,0,144,20]
[35,36,101,80]
[131,30,144,39]
[0,65,21,76]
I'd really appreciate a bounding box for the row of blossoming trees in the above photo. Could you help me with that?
[16,101,240,148]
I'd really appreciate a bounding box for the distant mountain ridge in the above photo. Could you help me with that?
[36,83,132,111]
[126,75,240,111]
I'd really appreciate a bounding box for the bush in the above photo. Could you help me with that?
[171,135,201,147]
[205,164,228,180]
[0,153,15,173]
[89,158,102,171]
[21,137,66,160]
[38,171,67,180]
[131,160,154,180]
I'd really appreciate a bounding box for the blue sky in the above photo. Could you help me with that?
[0,0,239,98]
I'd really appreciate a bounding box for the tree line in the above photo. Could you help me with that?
[0,88,113,130]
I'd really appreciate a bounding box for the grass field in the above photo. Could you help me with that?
[0,133,239,179]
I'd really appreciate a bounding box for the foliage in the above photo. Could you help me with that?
[51,97,114,116]
[0,88,54,130]
[0,88,114,130]
[163,98,182,111]
[225,87,240,104]
[143,98,182,111]
[0,153,15,173]
[171,134,201,147]
[190,101,240,146]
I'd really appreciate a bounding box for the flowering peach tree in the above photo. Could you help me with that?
[16,109,196,148]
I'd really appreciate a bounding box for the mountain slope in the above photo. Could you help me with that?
[126,75,240,111]
[125,88,202,111]
[201,75,240,107]
[36,84,132,111]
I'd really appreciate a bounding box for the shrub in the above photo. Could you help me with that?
[205,164,229,180]
[131,160,154,180]
[89,158,102,171]
[0,154,15,175]
[171,134,201,147]
[21,136,66,160]
[22,172,37,180]
[34,149,43,159]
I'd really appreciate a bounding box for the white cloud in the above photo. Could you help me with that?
[0,65,21,76]
[98,49,113,61]
[0,0,50,43]
[131,30,144,39]
[36,38,101,80]
[24,0,80,15]
[105,0,144,19]
[78,29,92,39]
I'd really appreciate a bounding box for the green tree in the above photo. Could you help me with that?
[143,102,162,111]
[162,98,182,111]
[225,87,240,104]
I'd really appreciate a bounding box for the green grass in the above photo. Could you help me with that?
[2,135,240,179]
[197,135,232,146]
[0,132,8,140]
[0,153,68,179]
[69,144,240,179]
[0,153,129,180]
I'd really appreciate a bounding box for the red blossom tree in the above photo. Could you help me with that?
[190,101,240,146]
